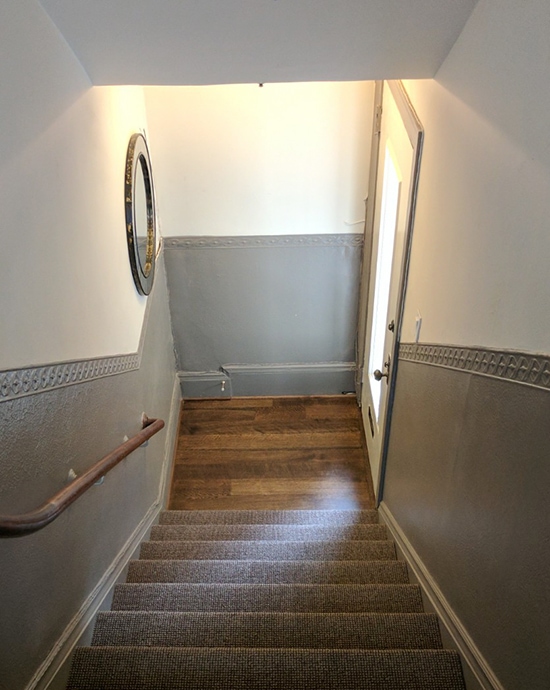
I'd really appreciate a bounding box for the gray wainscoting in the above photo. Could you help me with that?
[0,256,177,690]
[382,345,550,690]
[164,235,362,397]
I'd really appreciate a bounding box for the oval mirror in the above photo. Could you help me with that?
[125,133,156,295]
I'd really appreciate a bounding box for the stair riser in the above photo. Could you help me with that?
[127,560,410,584]
[67,648,465,690]
[112,584,424,613]
[159,509,379,525]
[140,540,396,561]
[92,611,442,649]
[150,524,387,542]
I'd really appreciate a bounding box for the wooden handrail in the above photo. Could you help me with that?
[0,416,165,538]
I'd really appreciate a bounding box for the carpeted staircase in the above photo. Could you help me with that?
[67,509,466,689]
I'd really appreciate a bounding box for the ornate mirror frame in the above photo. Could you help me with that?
[125,132,156,295]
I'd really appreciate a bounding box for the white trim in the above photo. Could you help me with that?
[379,501,504,690]
[27,373,181,690]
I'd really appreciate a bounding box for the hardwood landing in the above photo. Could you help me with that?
[169,396,375,511]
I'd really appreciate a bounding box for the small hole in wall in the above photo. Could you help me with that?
[368,406,375,438]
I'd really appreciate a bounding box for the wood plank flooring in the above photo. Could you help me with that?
[168,396,375,511]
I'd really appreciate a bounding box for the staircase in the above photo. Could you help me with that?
[67,509,465,689]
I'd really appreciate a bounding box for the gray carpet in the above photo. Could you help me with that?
[92,611,442,649]
[140,539,396,561]
[67,508,465,689]
[68,648,464,689]
[159,509,379,525]
[149,523,388,541]
[127,559,410,584]
[111,582,424,613]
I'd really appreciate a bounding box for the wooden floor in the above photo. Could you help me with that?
[168,396,375,511]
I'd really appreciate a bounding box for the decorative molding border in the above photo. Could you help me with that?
[0,354,141,403]
[379,502,503,690]
[164,234,364,250]
[400,342,550,392]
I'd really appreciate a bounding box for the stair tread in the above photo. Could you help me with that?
[127,559,410,584]
[112,583,423,613]
[150,523,387,541]
[140,539,396,561]
[159,509,379,525]
[92,611,442,649]
[67,647,465,689]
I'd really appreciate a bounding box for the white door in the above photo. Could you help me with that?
[360,81,422,497]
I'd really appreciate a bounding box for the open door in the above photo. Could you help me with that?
[358,81,423,500]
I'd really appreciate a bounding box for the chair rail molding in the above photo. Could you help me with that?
[164,234,364,250]
[400,342,550,392]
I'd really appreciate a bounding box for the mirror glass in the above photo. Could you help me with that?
[134,158,150,276]
[125,134,156,295]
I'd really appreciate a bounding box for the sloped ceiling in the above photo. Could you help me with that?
[38,0,478,85]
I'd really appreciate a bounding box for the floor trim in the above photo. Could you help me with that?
[379,501,504,690]
[179,362,356,398]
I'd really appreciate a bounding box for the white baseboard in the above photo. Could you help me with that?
[28,374,181,690]
[378,501,503,690]
[179,362,356,398]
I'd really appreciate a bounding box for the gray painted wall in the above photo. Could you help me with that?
[164,235,362,396]
[382,353,550,690]
[0,256,176,690]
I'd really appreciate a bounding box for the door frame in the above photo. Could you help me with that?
[356,80,424,502]
[356,80,384,401]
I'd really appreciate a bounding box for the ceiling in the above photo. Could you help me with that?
[38,0,478,85]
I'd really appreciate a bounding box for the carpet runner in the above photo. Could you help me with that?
[67,509,465,689]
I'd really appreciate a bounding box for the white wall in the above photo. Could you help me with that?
[401,0,550,354]
[145,82,373,237]
[0,1,149,371]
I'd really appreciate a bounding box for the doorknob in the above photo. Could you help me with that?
[373,356,391,382]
